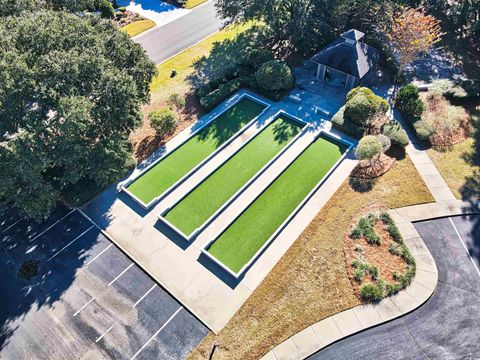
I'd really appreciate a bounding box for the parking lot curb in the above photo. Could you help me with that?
[260,204,450,360]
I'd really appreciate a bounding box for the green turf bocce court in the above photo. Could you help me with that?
[124,96,267,206]
[204,134,349,276]
[161,115,304,238]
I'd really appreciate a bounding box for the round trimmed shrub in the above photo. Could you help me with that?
[355,135,382,162]
[414,120,435,141]
[254,60,294,92]
[245,49,274,69]
[149,108,177,136]
[382,121,409,147]
[396,84,424,122]
[344,87,389,126]
[377,134,391,153]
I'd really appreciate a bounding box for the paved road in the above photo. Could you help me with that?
[310,214,480,360]
[0,204,208,359]
[134,0,225,64]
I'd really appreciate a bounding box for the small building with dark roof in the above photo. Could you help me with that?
[310,29,379,90]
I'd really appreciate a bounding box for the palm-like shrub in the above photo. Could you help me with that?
[355,135,382,166]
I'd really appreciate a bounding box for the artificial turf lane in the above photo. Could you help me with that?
[207,135,348,273]
[164,116,302,236]
[127,98,266,204]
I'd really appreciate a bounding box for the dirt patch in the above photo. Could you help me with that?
[131,92,204,162]
[351,154,396,179]
[18,259,39,281]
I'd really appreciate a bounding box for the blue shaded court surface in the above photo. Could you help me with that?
[116,0,178,12]
[0,203,208,360]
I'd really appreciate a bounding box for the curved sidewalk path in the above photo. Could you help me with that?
[261,107,478,360]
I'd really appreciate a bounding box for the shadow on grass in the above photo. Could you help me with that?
[187,25,268,88]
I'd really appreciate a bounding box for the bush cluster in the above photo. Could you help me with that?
[196,52,293,110]
[345,87,388,126]
[350,211,418,302]
[149,108,177,136]
[350,214,381,245]
[381,120,409,147]
[396,84,424,122]
[254,60,294,92]
[332,87,408,147]
[199,79,243,111]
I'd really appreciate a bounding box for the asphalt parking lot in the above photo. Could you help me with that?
[0,204,208,360]
[310,214,480,360]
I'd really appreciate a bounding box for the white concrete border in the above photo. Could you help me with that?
[121,92,271,210]
[157,111,309,241]
[202,130,354,278]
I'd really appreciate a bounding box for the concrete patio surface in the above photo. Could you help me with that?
[82,90,358,333]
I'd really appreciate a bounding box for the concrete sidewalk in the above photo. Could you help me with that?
[392,108,456,203]
[261,201,480,360]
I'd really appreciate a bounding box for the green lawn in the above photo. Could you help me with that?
[122,19,156,37]
[207,135,348,273]
[127,98,266,204]
[164,116,303,235]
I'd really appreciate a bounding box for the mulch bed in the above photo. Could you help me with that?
[131,93,204,162]
[344,207,408,299]
[351,154,396,179]
[18,259,39,281]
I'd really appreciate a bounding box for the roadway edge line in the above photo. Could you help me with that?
[449,217,480,278]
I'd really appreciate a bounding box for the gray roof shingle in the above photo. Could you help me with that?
[310,30,379,79]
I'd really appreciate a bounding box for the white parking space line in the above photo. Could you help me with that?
[87,243,113,266]
[133,284,157,308]
[73,296,95,317]
[449,217,480,279]
[96,323,115,343]
[107,263,134,286]
[47,226,94,262]
[29,209,76,242]
[130,307,182,360]
[2,218,23,233]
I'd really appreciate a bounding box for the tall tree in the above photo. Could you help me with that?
[215,0,336,56]
[385,6,444,73]
[0,11,156,219]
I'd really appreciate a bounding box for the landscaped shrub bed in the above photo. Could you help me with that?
[345,210,416,302]
[332,87,409,149]
[196,51,294,109]
[396,82,473,146]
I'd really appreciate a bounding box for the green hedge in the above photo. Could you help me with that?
[199,79,243,112]
[331,106,364,138]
